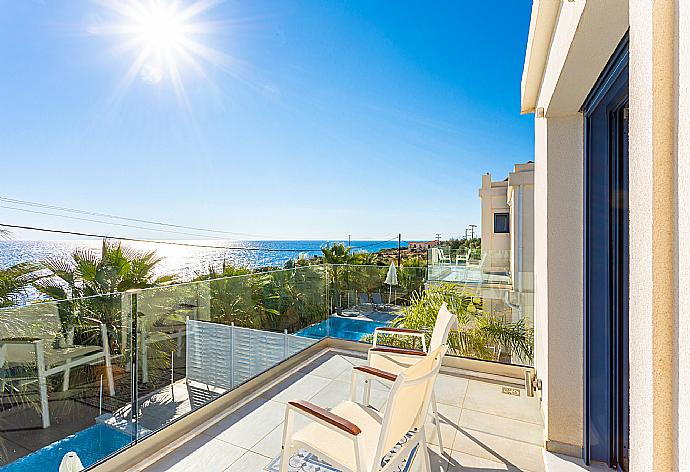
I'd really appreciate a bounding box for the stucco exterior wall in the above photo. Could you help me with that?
[525,0,687,468]
[479,174,510,269]
[537,115,584,455]
[678,1,690,469]
[629,0,681,470]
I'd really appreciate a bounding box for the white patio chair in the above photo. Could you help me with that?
[0,302,115,428]
[280,345,447,472]
[365,303,459,455]
[437,248,451,265]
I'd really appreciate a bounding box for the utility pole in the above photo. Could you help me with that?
[435,233,441,244]
[397,233,402,267]
[464,229,469,240]
[348,235,351,247]
[469,224,477,239]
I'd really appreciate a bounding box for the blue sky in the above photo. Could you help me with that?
[0,0,533,241]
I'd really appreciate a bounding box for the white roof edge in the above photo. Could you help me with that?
[520,0,561,115]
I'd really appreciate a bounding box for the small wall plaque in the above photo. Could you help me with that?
[502,386,521,397]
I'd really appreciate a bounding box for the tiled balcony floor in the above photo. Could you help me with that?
[132,350,545,472]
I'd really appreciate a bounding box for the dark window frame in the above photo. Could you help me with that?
[493,212,510,234]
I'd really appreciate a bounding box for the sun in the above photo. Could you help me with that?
[90,0,230,101]
[134,3,186,52]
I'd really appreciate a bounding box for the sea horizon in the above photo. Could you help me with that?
[0,239,409,282]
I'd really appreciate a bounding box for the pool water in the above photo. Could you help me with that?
[1,423,132,471]
[297,315,391,342]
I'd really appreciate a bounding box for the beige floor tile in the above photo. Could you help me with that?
[434,374,470,407]
[203,399,286,449]
[407,444,451,472]
[250,423,284,459]
[447,450,514,471]
[223,450,272,471]
[452,429,545,472]
[461,380,542,425]
[458,409,544,447]
[143,435,246,472]
[425,403,462,450]
[261,374,332,404]
[298,353,355,379]
[308,379,389,411]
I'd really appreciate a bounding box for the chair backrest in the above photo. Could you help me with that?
[376,345,447,459]
[0,302,62,341]
[428,303,459,352]
[0,302,62,367]
[372,293,384,305]
[359,292,370,304]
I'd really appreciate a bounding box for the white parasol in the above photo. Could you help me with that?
[384,262,398,304]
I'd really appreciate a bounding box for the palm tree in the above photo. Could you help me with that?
[34,239,175,349]
[35,239,174,299]
[0,262,41,308]
[0,229,42,307]
[390,283,533,363]
[321,243,354,309]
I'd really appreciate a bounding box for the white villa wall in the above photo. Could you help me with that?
[535,115,584,456]
[525,0,689,468]
[479,174,510,271]
[523,0,628,460]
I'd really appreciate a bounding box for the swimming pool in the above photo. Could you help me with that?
[296,314,394,342]
[0,423,132,471]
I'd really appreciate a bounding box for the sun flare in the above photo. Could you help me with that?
[91,0,229,101]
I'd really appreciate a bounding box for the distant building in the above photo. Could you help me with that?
[408,241,439,251]
[478,161,534,292]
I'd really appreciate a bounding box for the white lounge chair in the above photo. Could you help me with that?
[437,248,451,265]
[280,345,447,472]
[0,302,114,428]
[365,303,459,455]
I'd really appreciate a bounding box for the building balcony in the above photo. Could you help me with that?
[0,264,542,471]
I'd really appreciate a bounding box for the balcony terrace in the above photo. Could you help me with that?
[0,264,540,472]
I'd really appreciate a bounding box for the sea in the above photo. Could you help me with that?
[0,239,405,281]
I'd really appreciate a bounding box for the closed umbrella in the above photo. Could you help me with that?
[59,452,84,472]
[384,262,398,304]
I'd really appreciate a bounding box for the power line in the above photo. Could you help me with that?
[0,196,404,249]
[0,223,315,252]
[350,236,399,250]
[0,196,267,239]
[0,205,226,240]
[0,223,401,254]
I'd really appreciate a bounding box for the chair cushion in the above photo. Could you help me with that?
[291,401,382,472]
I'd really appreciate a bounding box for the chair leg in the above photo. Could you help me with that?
[431,391,444,455]
[280,410,294,472]
[101,324,116,396]
[62,364,71,392]
[363,379,372,406]
[35,341,50,429]
[419,430,432,472]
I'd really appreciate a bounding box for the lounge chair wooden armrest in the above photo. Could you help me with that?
[353,365,398,382]
[288,400,362,436]
[374,327,423,335]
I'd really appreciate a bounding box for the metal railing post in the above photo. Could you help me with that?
[127,289,141,442]
[283,329,288,359]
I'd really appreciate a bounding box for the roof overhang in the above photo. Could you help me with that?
[520,0,560,114]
